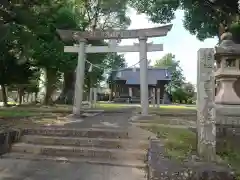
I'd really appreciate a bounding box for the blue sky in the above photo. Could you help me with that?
[120,9,218,86]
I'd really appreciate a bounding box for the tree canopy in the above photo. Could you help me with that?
[129,0,240,41]
[0,0,129,105]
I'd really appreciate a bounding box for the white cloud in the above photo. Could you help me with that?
[119,9,218,85]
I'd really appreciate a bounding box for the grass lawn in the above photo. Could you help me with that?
[148,105,196,115]
[0,110,36,118]
[151,105,196,110]
[218,143,240,177]
[142,124,196,161]
[150,106,196,113]
[141,118,240,177]
[11,104,72,112]
[0,105,72,128]
[96,103,131,109]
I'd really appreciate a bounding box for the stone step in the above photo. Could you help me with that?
[21,135,149,149]
[11,143,147,161]
[22,127,129,139]
[2,153,147,169]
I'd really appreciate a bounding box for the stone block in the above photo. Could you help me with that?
[11,143,147,161]
[21,135,149,149]
[215,105,240,153]
[0,128,21,155]
[22,127,129,139]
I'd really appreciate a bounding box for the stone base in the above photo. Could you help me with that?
[215,77,240,104]
[22,127,129,139]
[11,143,146,161]
[0,128,21,155]
[215,89,240,105]
[215,104,240,153]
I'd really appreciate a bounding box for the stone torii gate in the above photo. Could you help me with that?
[57,25,172,116]
[66,42,163,109]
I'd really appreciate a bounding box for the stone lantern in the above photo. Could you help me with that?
[214,32,240,104]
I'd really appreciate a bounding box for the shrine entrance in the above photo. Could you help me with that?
[57,25,172,115]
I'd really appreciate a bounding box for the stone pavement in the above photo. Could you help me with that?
[0,158,145,180]
[0,108,154,180]
[65,108,136,129]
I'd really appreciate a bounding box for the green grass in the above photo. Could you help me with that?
[0,106,71,128]
[0,110,36,118]
[96,103,129,109]
[142,125,196,161]
[150,106,196,112]
[149,104,196,110]
[158,105,196,110]
[148,106,196,115]
[217,141,240,177]
[0,105,72,113]
[142,120,240,177]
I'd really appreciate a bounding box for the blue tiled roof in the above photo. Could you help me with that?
[112,68,171,85]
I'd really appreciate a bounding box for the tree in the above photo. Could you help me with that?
[154,54,196,103]
[130,0,240,42]
[107,53,126,100]
[165,81,196,103]
[0,50,37,106]
[171,82,195,104]
[184,82,196,103]
[154,53,185,95]
[0,0,81,105]
[22,0,89,105]
[56,0,130,104]
[0,8,31,105]
[0,0,130,105]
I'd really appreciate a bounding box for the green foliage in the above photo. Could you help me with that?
[154,53,195,104]
[130,0,240,41]
[154,53,185,93]
[171,82,195,104]
[77,0,130,30]
[230,22,240,44]
[142,125,196,161]
[107,53,126,84]
[0,0,130,104]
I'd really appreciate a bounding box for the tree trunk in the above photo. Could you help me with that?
[44,69,57,105]
[34,92,38,103]
[55,71,75,104]
[18,88,24,105]
[1,84,8,106]
[109,83,113,101]
[26,93,29,102]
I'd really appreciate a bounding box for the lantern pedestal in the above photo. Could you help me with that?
[215,77,240,104]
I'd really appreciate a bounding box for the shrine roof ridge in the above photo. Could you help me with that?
[57,24,172,41]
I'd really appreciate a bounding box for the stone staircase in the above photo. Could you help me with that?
[2,127,149,174]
